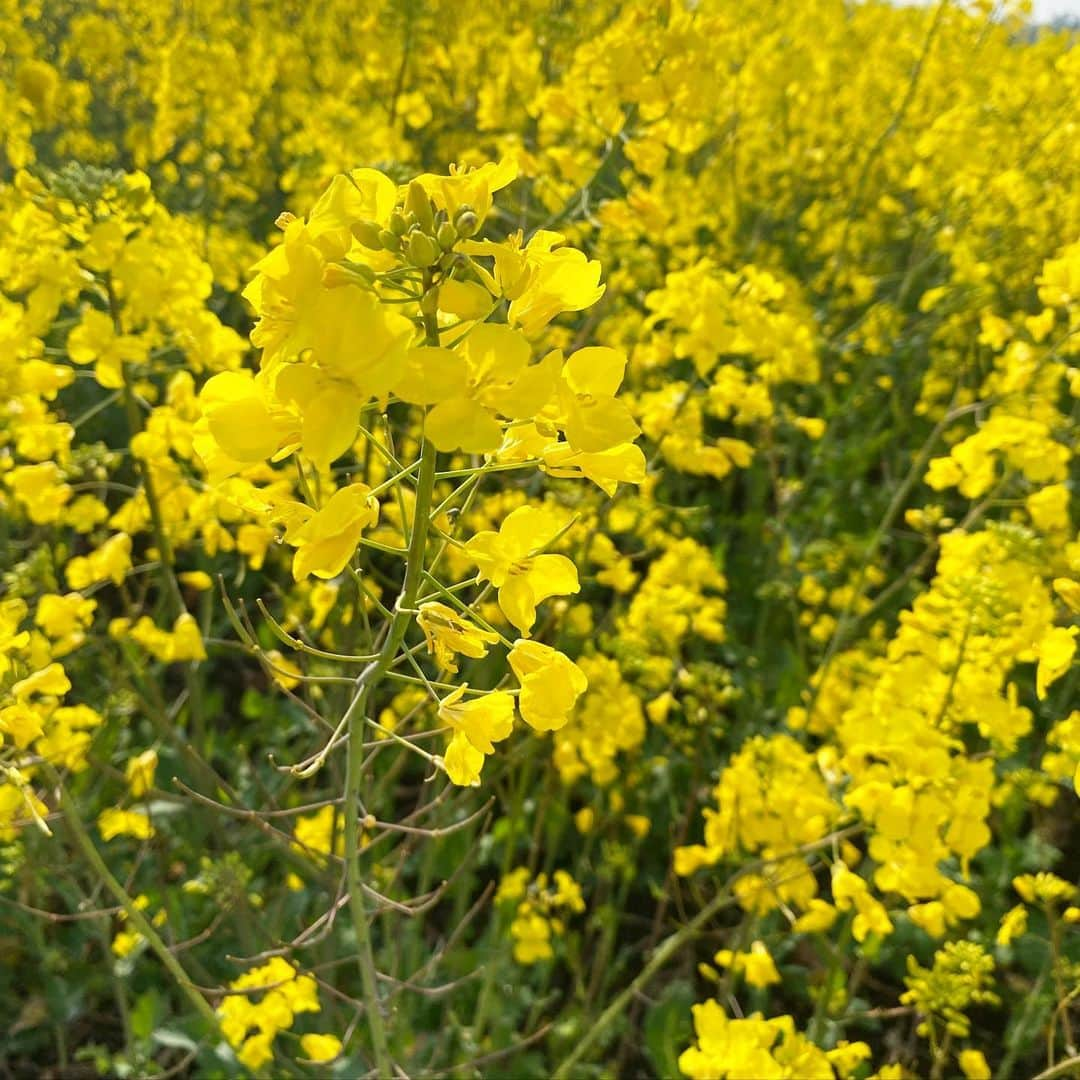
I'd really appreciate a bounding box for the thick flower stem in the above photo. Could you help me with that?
[343,436,438,1074]
[343,271,442,1073]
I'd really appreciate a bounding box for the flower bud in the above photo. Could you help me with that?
[454,206,480,237]
[406,180,435,233]
[407,231,440,268]
[351,220,384,250]
[436,221,458,250]
[389,210,408,236]
[378,228,402,252]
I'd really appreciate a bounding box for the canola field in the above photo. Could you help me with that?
[3,1,1080,1076]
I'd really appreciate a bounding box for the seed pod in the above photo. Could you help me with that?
[351,220,384,250]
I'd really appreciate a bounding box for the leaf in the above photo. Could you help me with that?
[644,978,696,1079]
[152,1027,199,1053]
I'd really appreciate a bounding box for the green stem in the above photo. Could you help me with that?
[341,284,443,1073]
[52,768,219,1034]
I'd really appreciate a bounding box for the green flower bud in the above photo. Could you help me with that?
[406,180,435,233]
[351,220,384,250]
[453,205,480,237]
[436,221,458,250]
[389,210,408,236]
[378,228,402,252]
[407,231,440,268]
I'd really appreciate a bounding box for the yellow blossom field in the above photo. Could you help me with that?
[3,0,1080,1076]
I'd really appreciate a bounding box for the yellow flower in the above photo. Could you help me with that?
[714,941,782,988]
[1036,626,1078,700]
[125,749,158,797]
[299,1033,342,1064]
[958,1049,991,1080]
[441,709,498,778]
[507,230,605,336]
[416,324,560,454]
[196,369,298,466]
[417,601,500,673]
[437,686,515,756]
[67,308,147,389]
[464,506,580,634]
[996,904,1027,945]
[98,808,155,841]
[555,346,640,454]
[237,1032,275,1071]
[279,484,380,581]
[1013,871,1076,905]
[508,638,588,731]
[510,908,553,964]
[415,157,517,224]
[1053,578,1080,614]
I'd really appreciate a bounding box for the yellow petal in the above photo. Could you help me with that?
[426,397,503,454]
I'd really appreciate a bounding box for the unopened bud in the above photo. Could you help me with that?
[436,221,458,250]
[453,206,480,237]
[406,180,435,233]
[407,231,440,268]
[378,229,402,252]
[321,261,375,287]
[352,220,384,250]
[321,263,353,288]
[389,210,409,236]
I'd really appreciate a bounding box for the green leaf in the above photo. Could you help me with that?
[644,978,695,1079]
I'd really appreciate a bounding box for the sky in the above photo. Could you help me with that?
[905,0,1080,19]
[1031,0,1080,18]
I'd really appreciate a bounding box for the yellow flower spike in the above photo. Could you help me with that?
[417,601,499,674]
[281,484,380,581]
[508,638,587,731]
[437,685,514,756]
[463,506,580,635]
